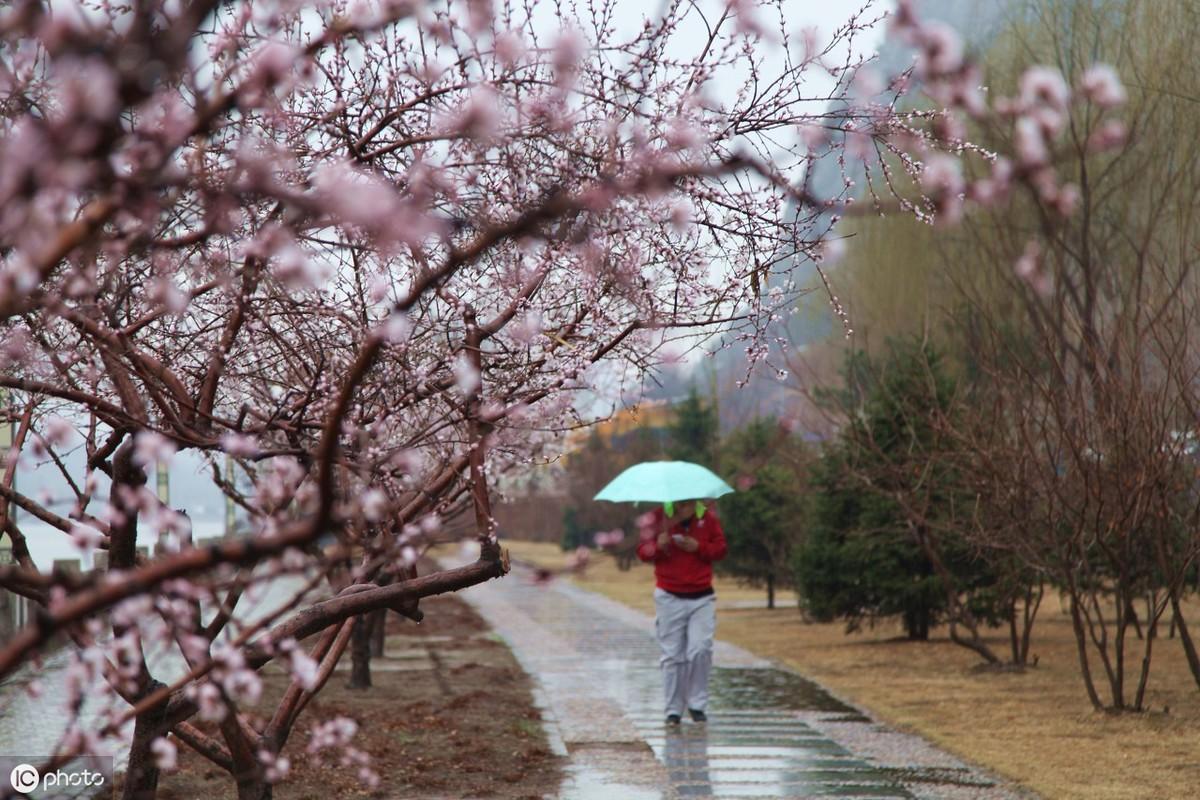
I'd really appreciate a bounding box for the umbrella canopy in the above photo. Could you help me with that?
[593,461,735,504]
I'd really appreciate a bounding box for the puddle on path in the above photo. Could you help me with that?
[707,668,858,714]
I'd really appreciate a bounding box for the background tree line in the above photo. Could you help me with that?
[798,0,1200,711]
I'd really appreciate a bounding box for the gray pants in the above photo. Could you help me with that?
[653,587,716,716]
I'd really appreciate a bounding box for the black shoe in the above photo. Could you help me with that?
[665,714,682,726]
[688,708,707,722]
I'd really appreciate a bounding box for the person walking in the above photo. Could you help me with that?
[636,498,727,726]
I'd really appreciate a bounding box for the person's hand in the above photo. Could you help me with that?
[657,532,671,550]
[676,535,699,553]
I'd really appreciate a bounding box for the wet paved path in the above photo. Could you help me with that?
[454,560,1030,800]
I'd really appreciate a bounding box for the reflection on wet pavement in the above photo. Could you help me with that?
[457,563,931,800]
[637,704,911,799]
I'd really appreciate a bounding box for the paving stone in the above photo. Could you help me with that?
[446,559,1027,800]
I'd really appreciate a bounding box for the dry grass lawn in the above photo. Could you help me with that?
[506,540,1200,800]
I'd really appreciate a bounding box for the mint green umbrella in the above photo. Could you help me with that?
[593,461,735,504]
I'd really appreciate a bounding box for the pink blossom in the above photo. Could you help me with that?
[193,681,227,722]
[151,738,177,770]
[307,717,359,753]
[920,155,965,224]
[43,415,76,446]
[220,433,260,458]
[1014,241,1052,297]
[566,545,591,571]
[731,0,767,37]
[133,431,176,467]
[918,22,964,77]
[452,353,482,395]
[1054,183,1081,217]
[664,117,702,150]
[509,312,542,345]
[259,750,291,783]
[921,155,964,195]
[380,312,413,344]
[361,488,389,521]
[1087,119,1127,153]
[1078,64,1126,109]
[358,768,381,789]
[69,524,104,553]
[552,29,586,85]
[249,40,301,88]
[593,529,624,548]
[1019,66,1071,112]
[1014,116,1050,166]
[288,649,319,691]
[494,31,526,67]
[851,67,884,100]
[931,112,966,144]
[224,669,263,705]
[448,85,502,140]
[797,124,828,150]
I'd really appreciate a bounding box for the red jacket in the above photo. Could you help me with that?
[636,508,728,594]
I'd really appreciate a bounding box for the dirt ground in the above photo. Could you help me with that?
[156,590,563,800]
[508,539,1200,800]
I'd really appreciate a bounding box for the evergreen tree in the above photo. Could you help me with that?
[794,339,1002,640]
[795,444,944,638]
[668,385,718,465]
[718,418,809,609]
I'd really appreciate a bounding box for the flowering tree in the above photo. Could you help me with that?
[0,0,1127,796]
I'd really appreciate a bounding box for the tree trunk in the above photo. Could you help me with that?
[904,607,930,640]
[1125,597,1143,641]
[1170,595,1200,691]
[1133,593,1166,711]
[766,574,775,610]
[369,607,386,657]
[907,521,998,661]
[1019,583,1043,666]
[236,777,273,800]
[368,573,394,657]
[110,441,146,569]
[121,682,168,800]
[348,614,372,690]
[1008,599,1020,665]
[1068,593,1105,710]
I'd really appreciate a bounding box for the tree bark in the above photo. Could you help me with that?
[1008,599,1020,665]
[904,607,930,640]
[236,776,272,800]
[369,607,386,657]
[1019,583,1043,666]
[121,681,168,800]
[1170,595,1200,691]
[1068,593,1105,710]
[110,440,146,570]
[766,574,775,610]
[348,614,372,690]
